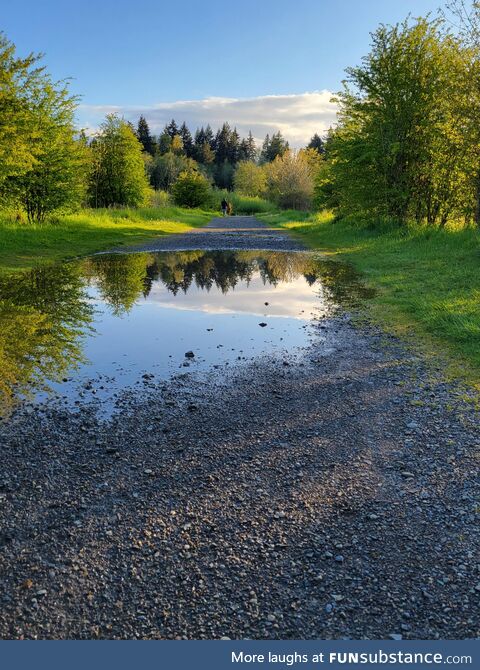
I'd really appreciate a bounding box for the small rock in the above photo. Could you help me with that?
[335,555,344,563]
[185,351,195,358]
[389,633,403,641]
[259,323,267,328]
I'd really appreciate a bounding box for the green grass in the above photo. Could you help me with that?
[260,210,480,382]
[0,206,213,274]
[212,191,276,215]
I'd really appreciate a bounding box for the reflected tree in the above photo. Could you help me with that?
[83,250,373,315]
[0,263,93,411]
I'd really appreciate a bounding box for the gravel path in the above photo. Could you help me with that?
[107,215,306,253]
[0,219,479,640]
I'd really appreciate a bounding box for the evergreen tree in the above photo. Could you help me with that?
[214,122,232,163]
[260,132,288,163]
[204,124,214,146]
[307,133,326,155]
[268,132,289,161]
[157,130,172,154]
[245,131,257,161]
[179,122,194,157]
[137,115,155,156]
[194,126,215,165]
[214,159,235,190]
[165,118,179,139]
[260,134,271,163]
[228,127,241,163]
[238,131,257,162]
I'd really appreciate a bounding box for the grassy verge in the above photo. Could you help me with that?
[260,210,480,383]
[211,192,276,215]
[0,206,213,274]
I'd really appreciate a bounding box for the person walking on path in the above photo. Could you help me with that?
[221,198,228,217]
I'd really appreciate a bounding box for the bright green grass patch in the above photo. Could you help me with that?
[259,210,480,381]
[212,191,276,215]
[0,206,213,274]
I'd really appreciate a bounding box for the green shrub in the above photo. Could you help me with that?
[149,190,171,207]
[211,190,275,215]
[172,171,211,208]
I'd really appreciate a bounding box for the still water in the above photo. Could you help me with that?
[0,250,372,414]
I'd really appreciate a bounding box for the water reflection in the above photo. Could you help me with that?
[0,265,93,411]
[0,250,373,413]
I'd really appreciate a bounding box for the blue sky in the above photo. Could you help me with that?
[3,0,443,143]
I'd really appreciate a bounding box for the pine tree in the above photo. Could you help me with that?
[239,131,257,161]
[137,115,155,156]
[228,127,241,163]
[204,124,214,146]
[157,130,172,154]
[260,134,270,163]
[245,131,257,160]
[269,132,289,161]
[215,122,232,163]
[165,118,179,139]
[307,133,325,155]
[179,122,194,157]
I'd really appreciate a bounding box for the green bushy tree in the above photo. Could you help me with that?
[266,150,314,209]
[234,161,266,196]
[88,114,150,208]
[0,34,88,221]
[172,170,211,208]
[325,17,472,225]
[149,152,197,191]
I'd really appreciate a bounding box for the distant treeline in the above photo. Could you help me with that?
[134,115,325,191]
[0,27,326,221]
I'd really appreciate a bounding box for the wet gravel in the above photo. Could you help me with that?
[106,216,306,253]
[0,218,479,640]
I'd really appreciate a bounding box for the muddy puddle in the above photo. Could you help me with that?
[0,250,373,416]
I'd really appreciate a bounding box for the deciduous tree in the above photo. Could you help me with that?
[88,114,150,208]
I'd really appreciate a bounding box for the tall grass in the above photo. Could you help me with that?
[211,190,276,215]
[259,210,480,379]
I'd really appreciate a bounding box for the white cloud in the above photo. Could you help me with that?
[77,91,338,147]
